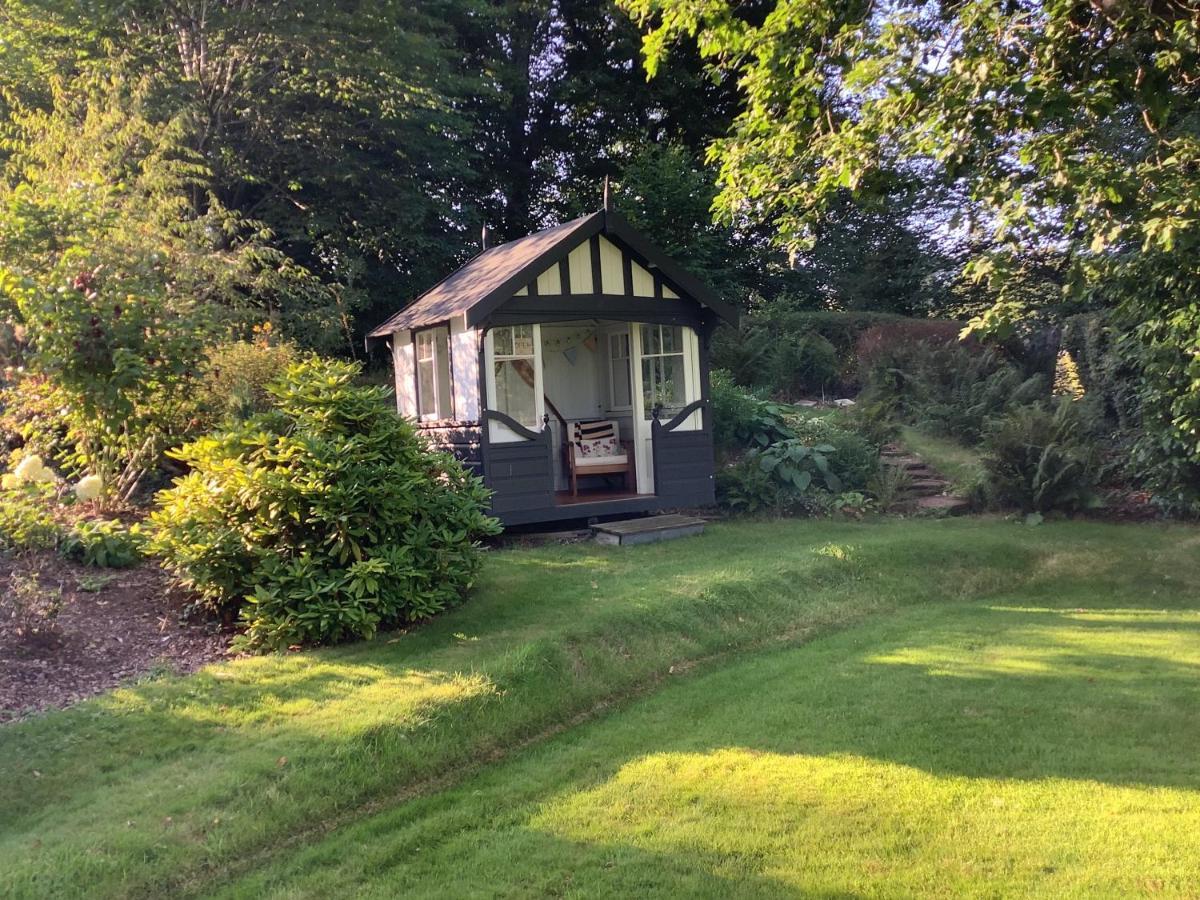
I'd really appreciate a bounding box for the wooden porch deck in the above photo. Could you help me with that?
[554,489,649,506]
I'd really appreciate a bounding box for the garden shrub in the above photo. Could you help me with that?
[789,416,879,490]
[710,369,794,456]
[147,356,501,650]
[753,439,844,493]
[767,332,840,397]
[0,374,74,473]
[61,518,141,568]
[2,566,64,641]
[718,432,875,518]
[859,341,1046,444]
[713,308,908,395]
[715,457,791,516]
[980,401,1100,513]
[713,306,969,397]
[855,319,967,374]
[196,334,299,427]
[0,483,61,553]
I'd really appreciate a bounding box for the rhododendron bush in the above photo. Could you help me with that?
[148,358,501,651]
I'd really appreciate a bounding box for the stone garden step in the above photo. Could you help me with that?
[914,495,971,515]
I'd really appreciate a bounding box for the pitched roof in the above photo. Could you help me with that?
[367,213,601,337]
[367,208,737,340]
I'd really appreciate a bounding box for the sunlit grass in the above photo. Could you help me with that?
[1,519,1197,898]
[223,601,1200,898]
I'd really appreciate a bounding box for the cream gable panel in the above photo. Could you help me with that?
[567,243,594,294]
[598,236,624,294]
[631,260,655,296]
[519,236,682,299]
[535,264,562,295]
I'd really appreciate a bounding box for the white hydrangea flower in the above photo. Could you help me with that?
[13,454,53,483]
[0,473,19,490]
[74,474,103,502]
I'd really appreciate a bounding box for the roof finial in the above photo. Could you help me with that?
[602,175,612,212]
[481,223,490,250]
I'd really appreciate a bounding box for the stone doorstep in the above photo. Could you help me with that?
[592,514,707,547]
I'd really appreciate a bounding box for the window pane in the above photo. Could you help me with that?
[641,325,661,356]
[612,355,631,407]
[642,355,686,418]
[511,324,535,356]
[494,359,536,427]
[610,332,628,359]
[416,331,434,361]
[493,327,513,357]
[418,359,436,417]
[660,325,681,354]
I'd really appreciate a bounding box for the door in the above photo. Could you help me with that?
[631,323,703,495]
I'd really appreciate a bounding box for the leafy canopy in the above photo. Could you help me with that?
[623,0,1200,483]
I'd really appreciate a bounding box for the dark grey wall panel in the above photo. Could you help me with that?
[652,408,716,507]
[480,413,556,518]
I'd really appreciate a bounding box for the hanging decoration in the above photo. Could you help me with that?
[540,324,598,355]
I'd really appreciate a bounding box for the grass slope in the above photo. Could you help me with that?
[1,519,1197,898]
[900,425,987,495]
[222,600,1200,897]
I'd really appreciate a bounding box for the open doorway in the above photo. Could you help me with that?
[538,320,642,504]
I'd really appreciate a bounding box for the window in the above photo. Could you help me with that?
[640,324,686,419]
[608,331,632,410]
[492,325,537,427]
[415,326,452,421]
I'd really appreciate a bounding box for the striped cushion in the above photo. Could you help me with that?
[572,419,620,459]
[573,419,617,443]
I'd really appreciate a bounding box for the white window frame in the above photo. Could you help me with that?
[607,328,633,412]
[638,324,694,421]
[484,324,544,441]
[415,325,452,422]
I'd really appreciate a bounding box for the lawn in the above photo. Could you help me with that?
[2,519,1198,898]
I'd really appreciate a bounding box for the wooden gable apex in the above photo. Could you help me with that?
[365,209,736,345]
[465,209,737,328]
[511,234,681,300]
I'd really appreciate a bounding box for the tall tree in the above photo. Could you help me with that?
[2,0,483,350]
[623,0,1200,496]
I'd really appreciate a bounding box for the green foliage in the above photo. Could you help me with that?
[2,566,64,640]
[981,402,1100,514]
[866,462,912,512]
[60,519,142,569]
[789,416,878,491]
[859,342,1047,445]
[713,306,918,397]
[196,336,299,428]
[0,374,72,473]
[714,457,793,517]
[709,369,793,456]
[626,0,1200,499]
[754,439,844,495]
[0,80,225,499]
[0,483,61,553]
[147,357,501,651]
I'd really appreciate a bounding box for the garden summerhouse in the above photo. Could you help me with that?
[367,202,737,526]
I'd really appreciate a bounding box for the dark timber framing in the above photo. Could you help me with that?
[368,204,735,527]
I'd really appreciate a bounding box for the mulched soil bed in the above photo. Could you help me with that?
[0,553,232,723]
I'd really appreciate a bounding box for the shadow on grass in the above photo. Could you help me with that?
[3,519,1198,898]
[219,598,1200,898]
